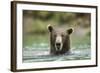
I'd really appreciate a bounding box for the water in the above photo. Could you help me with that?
[23,43,91,63]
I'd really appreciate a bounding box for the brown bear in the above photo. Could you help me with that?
[47,24,73,55]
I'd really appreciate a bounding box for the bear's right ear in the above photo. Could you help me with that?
[67,28,73,35]
[47,24,53,32]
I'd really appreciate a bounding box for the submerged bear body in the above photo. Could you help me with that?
[48,24,73,55]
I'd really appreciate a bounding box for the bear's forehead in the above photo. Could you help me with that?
[53,28,66,34]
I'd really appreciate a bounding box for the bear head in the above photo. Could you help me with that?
[47,24,73,55]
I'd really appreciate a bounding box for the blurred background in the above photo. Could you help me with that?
[23,10,91,62]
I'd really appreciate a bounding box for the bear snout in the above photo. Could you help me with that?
[56,42,61,48]
[55,42,63,51]
[55,35,63,51]
[56,43,61,46]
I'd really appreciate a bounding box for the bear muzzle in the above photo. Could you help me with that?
[55,35,63,51]
[56,43,61,49]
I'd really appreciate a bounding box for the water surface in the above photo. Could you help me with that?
[23,43,91,63]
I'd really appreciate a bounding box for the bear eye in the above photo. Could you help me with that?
[61,34,64,37]
[54,34,57,37]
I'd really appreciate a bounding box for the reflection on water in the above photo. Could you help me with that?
[23,43,91,63]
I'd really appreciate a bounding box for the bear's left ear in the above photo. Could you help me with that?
[47,24,53,32]
[67,28,73,35]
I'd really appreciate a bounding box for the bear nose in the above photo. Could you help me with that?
[56,43,61,46]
